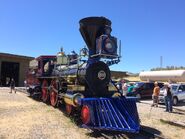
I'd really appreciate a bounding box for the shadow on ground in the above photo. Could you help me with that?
[86,125,163,139]
[174,101,185,107]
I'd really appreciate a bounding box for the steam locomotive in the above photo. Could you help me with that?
[27,17,140,133]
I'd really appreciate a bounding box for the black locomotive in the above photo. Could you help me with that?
[27,17,140,133]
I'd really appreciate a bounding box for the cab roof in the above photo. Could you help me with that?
[36,55,56,61]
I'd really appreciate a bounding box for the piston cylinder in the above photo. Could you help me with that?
[63,93,84,107]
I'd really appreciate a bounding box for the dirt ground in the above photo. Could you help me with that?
[137,102,185,139]
[0,89,91,139]
[0,88,185,139]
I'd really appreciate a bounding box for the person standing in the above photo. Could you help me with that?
[152,82,160,107]
[164,83,173,112]
[24,80,27,90]
[116,80,123,94]
[10,78,16,93]
[127,83,134,94]
[122,82,128,96]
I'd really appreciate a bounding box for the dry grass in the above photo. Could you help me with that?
[137,102,185,139]
[0,89,91,139]
[1,88,185,139]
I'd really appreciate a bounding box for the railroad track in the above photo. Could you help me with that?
[87,127,166,139]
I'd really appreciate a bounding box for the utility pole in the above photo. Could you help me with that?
[160,56,163,68]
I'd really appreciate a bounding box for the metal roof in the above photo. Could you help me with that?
[0,52,34,60]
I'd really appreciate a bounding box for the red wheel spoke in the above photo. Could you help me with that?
[66,104,73,115]
[50,79,58,107]
[42,80,49,102]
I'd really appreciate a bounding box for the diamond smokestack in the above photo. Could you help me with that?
[79,17,111,55]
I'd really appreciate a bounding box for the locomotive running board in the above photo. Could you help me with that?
[80,97,140,133]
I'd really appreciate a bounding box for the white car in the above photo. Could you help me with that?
[159,84,185,105]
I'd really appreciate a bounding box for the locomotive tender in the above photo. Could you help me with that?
[27,17,140,132]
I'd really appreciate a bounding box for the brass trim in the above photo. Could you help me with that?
[108,84,117,91]
[112,92,121,97]
[67,75,77,78]
[67,85,85,91]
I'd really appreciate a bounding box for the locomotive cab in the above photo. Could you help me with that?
[36,56,56,76]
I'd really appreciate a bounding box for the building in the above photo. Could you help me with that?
[111,71,128,79]
[0,53,34,87]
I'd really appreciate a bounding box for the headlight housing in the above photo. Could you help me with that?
[96,35,118,59]
[104,38,117,53]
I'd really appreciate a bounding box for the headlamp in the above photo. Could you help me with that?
[104,38,116,53]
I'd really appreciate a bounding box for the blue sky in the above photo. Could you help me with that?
[0,0,185,73]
